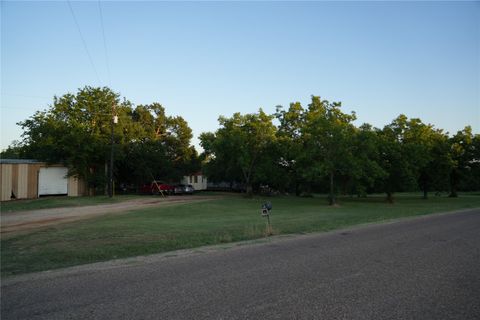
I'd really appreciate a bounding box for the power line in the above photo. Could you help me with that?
[98,0,111,86]
[67,0,102,86]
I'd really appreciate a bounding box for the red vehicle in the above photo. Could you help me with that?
[140,181,174,195]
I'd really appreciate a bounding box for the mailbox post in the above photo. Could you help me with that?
[261,202,273,236]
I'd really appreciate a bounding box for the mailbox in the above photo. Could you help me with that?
[261,202,272,216]
[261,202,273,236]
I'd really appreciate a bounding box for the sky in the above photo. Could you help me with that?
[1,1,479,151]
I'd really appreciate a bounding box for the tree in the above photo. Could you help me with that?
[301,96,357,205]
[377,116,415,203]
[398,117,450,199]
[417,129,452,198]
[18,87,127,192]
[0,141,25,159]
[464,134,480,191]
[448,126,476,197]
[346,124,386,197]
[200,110,276,196]
[274,102,306,195]
[16,86,197,194]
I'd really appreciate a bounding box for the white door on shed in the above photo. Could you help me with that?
[38,167,68,195]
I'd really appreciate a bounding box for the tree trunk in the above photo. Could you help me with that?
[105,161,109,196]
[420,171,428,199]
[449,170,458,198]
[449,188,458,198]
[386,191,394,204]
[242,164,254,197]
[246,184,253,197]
[422,179,428,199]
[329,171,336,206]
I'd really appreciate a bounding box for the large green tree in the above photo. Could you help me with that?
[448,126,477,197]
[274,102,306,195]
[200,110,276,196]
[378,116,419,202]
[16,86,197,193]
[392,116,451,199]
[7,89,479,198]
[345,124,386,197]
[416,128,452,198]
[376,115,452,201]
[301,96,357,205]
[124,103,196,182]
[18,87,127,191]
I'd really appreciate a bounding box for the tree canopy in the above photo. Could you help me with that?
[8,86,198,194]
[200,97,478,203]
[200,110,276,196]
[2,88,478,201]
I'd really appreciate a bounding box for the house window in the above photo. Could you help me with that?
[194,175,198,183]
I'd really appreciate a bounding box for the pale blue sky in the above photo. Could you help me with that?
[1,1,479,151]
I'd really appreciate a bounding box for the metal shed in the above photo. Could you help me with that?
[0,159,86,201]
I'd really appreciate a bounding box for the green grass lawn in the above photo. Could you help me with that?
[2,193,480,277]
[0,194,146,213]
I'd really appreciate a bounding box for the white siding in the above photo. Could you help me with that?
[182,174,207,191]
[38,167,68,195]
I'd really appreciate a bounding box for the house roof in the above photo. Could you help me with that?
[0,159,43,164]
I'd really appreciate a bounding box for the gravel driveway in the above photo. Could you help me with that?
[1,195,222,236]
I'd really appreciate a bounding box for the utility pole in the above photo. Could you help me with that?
[109,104,117,198]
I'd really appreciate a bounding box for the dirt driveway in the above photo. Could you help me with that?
[1,195,223,236]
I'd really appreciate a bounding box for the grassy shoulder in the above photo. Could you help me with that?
[0,195,146,213]
[2,193,479,277]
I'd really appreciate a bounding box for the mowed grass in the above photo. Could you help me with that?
[2,193,480,276]
[0,195,146,213]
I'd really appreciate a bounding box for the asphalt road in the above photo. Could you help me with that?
[2,209,480,320]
